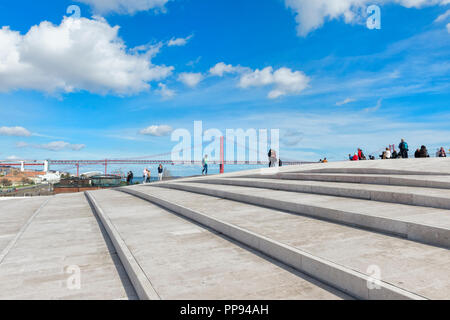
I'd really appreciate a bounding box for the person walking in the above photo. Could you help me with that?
[126,171,133,185]
[146,168,151,183]
[398,139,409,159]
[143,168,148,184]
[202,155,208,176]
[158,164,164,181]
[268,149,278,167]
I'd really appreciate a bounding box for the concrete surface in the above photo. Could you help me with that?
[126,185,450,300]
[160,181,450,248]
[1,158,449,300]
[0,193,137,300]
[87,189,349,300]
[195,177,450,209]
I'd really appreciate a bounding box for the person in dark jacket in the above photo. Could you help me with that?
[158,164,164,181]
[418,145,429,158]
[414,149,421,158]
[129,171,134,185]
[398,139,409,158]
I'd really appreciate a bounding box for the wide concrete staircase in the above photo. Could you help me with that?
[85,159,450,300]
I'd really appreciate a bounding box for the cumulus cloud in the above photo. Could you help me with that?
[156,83,175,99]
[16,141,86,151]
[0,126,32,137]
[168,35,193,47]
[178,72,204,88]
[76,0,169,15]
[0,17,173,95]
[239,66,310,99]
[336,98,356,106]
[139,125,173,136]
[285,0,450,36]
[209,62,246,77]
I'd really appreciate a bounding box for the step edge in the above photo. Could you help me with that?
[193,178,450,211]
[85,191,161,301]
[161,182,450,249]
[119,187,427,301]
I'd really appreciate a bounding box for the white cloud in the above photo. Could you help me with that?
[0,17,173,95]
[239,66,310,99]
[435,9,450,22]
[0,126,31,137]
[16,141,86,151]
[209,62,244,77]
[187,56,202,67]
[139,125,173,136]
[178,72,204,88]
[363,98,383,112]
[285,0,450,36]
[6,155,20,160]
[168,35,193,47]
[336,98,356,106]
[447,23,450,33]
[282,129,304,147]
[76,0,169,14]
[156,83,175,99]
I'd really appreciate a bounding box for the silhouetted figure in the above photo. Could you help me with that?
[418,145,429,158]
[399,139,409,158]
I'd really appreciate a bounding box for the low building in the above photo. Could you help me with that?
[53,175,122,194]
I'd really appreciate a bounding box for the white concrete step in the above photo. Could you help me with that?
[291,167,450,176]
[243,173,450,189]
[159,182,450,248]
[0,193,137,300]
[86,189,350,300]
[195,177,450,210]
[0,197,50,256]
[120,185,450,299]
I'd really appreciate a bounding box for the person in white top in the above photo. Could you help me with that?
[384,148,391,159]
[143,168,148,184]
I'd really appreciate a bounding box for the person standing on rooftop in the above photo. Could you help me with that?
[146,168,151,183]
[268,149,278,167]
[399,139,409,158]
[202,155,208,175]
[143,168,148,184]
[158,164,164,181]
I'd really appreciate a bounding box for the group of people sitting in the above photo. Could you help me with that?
[348,139,448,161]
[349,148,367,161]
[435,147,447,158]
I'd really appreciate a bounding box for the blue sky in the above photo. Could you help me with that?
[1,0,449,168]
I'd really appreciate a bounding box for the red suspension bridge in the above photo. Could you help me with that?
[1,137,311,176]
